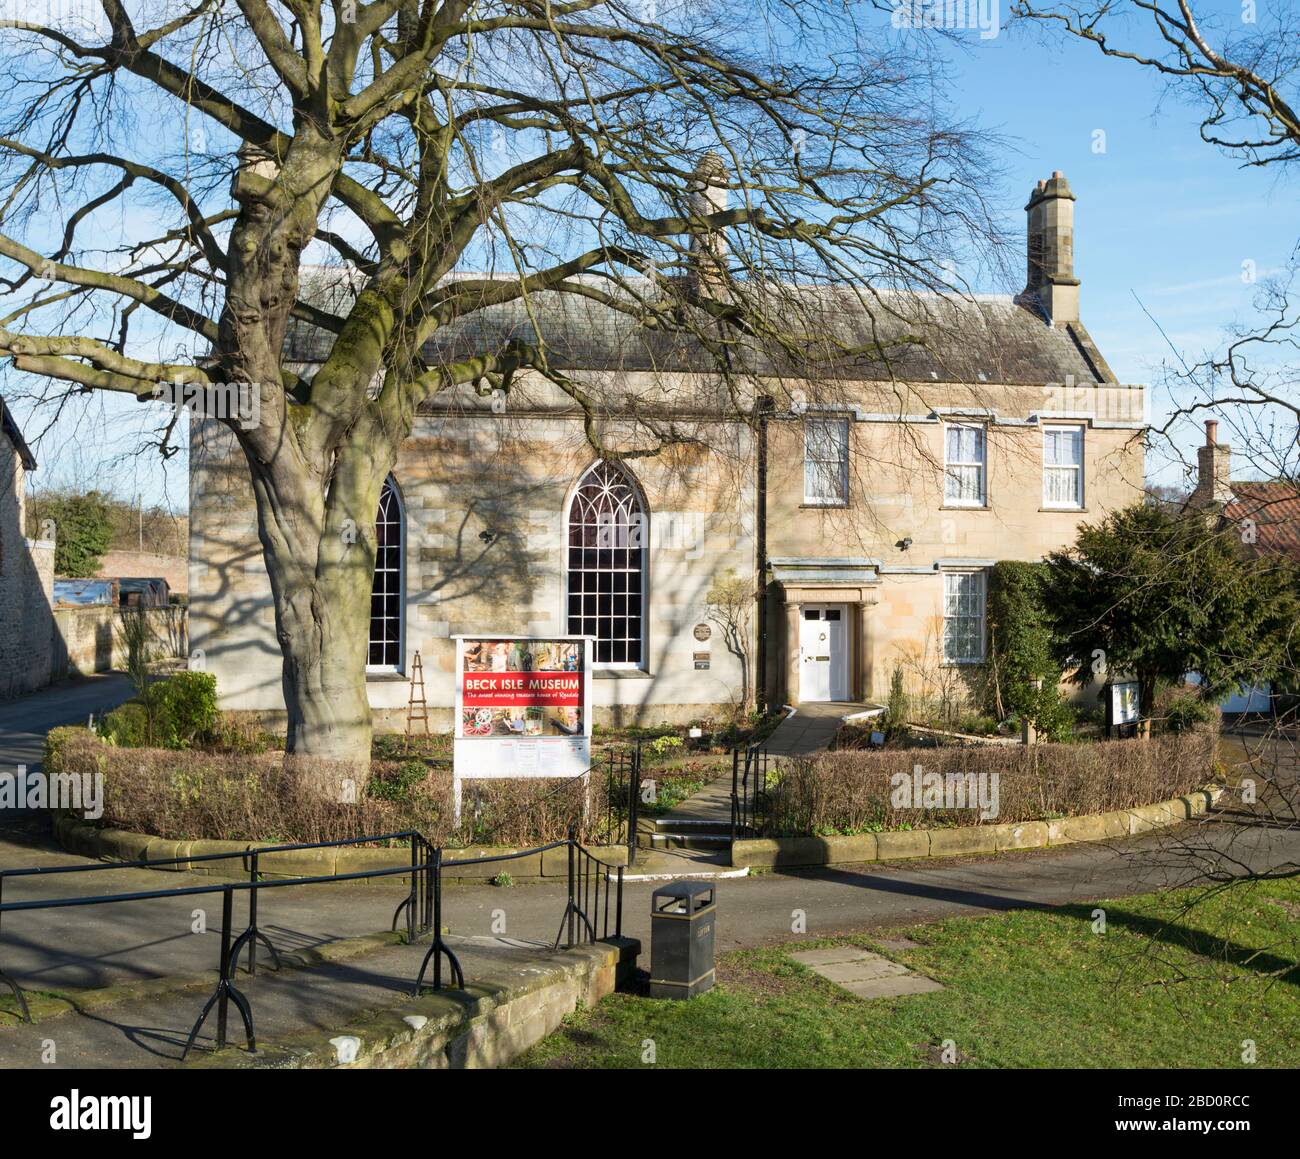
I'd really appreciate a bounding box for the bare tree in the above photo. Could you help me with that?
[705,568,752,715]
[0,2,1002,776]
[1014,0,1300,925]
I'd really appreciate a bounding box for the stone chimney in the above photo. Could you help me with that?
[1023,171,1080,325]
[1191,418,1234,508]
[687,152,729,297]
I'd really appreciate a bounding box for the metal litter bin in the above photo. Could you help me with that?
[649,881,716,1000]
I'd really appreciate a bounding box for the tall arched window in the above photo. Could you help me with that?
[566,461,647,667]
[368,475,404,671]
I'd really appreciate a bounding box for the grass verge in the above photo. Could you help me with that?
[515,879,1300,1068]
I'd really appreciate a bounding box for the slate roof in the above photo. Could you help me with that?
[1225,482,1300,563]
[284,271,1117,387]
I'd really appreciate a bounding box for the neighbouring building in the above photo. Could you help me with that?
[1190,418,1300,565]
[1187,418,1298,714]
[190,171,1146,730]
[0,395,56,699]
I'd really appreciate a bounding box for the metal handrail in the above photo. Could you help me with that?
[0,831,626,1060]
[0,828,421,881]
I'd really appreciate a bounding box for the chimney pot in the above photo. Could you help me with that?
[1191,419,1232,508]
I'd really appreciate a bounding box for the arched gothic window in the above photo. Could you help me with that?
[566,461,647,667]
[368,475,404,670]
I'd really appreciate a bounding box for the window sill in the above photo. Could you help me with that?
[366,670,407,682]
[800,502,848,510]
[941,660,987,668]
[940,504,990,511]
[593,668,653,680]
[1038,506,1087,513]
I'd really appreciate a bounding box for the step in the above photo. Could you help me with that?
[651,818,732,836]
[641,832,732,851]
[614,848,750,882]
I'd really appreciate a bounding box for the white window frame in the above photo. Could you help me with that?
[564,461,649,670]
[942,569,986,665]
[366,474,405,675]
[1042,423,1085,509]
[803,417,850,506]
[944,422,987,507]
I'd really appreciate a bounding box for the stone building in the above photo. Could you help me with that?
[189,172,1146,729]
[0,396,56,700]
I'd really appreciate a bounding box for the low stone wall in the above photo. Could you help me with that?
[51,604,187,678]
[191,936,640,1070]
[731,787,1224,869]
[52,812,629,884]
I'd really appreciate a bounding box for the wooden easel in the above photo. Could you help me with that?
[406,650,431,739]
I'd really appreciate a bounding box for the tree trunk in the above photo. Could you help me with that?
[1138,672,1158,740]
[248,451,388,790]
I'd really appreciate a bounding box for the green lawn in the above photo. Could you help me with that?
[516,879,1300,1068]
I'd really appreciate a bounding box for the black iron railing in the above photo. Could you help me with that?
[730,743,776,841]
[597,744,641,865]
[0,830,624,1059]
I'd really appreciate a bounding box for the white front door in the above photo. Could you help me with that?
[799,605,848,701]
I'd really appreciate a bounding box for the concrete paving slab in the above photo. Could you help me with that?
[789,945,941,997]
[788,947,878,968]
[816,957,910,984]
[842,974,946,999]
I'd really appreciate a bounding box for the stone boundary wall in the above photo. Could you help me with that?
[52,812,629,884]
[731,787,1224,868]
[51,604,187,679]
[190,936,641,1070]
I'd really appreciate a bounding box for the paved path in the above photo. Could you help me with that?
[1,730,1292,1066]
[766,701,880,755]
[4,799,1296,1066]
[0,674,135,828]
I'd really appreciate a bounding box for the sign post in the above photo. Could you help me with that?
[452,636,593,825]
[1105,680,1141,739]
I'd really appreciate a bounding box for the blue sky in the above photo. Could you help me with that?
[945,7,1297,487]
[9,2,1296,508]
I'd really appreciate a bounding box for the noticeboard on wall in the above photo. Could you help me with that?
[452,636,592,780]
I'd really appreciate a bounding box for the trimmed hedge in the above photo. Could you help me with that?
[760,726,1218,838]
[43,728,616,848]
